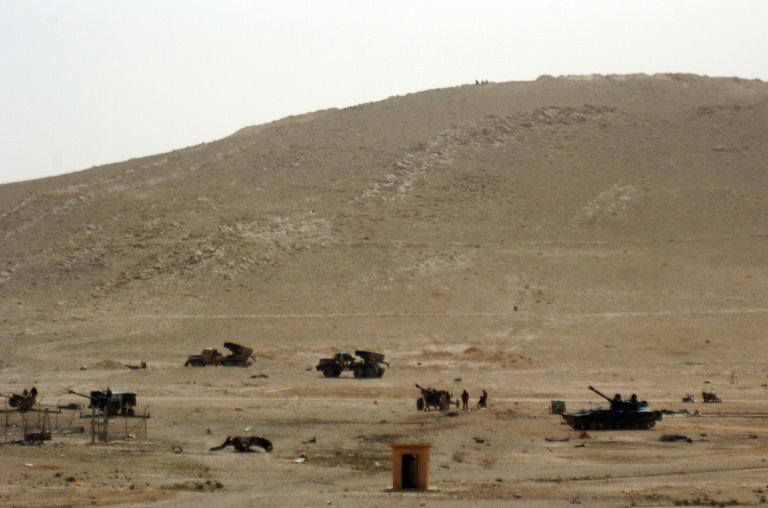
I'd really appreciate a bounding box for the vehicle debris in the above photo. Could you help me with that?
[702,391,722,403]
[663,409,701,416]
[57,402,83,411]
[210,436,273,453]
[660,434,693,443]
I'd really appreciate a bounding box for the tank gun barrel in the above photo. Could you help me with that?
[588,386,614,403]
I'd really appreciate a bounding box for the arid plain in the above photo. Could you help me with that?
[1,74,767,507]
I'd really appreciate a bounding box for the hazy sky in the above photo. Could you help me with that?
[2,1,766,185]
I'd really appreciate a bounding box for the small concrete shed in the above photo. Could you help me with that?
[390,443,431,490]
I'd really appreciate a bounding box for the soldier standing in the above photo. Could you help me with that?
[461,390,469,411]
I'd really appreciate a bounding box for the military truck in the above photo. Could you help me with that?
[184,342,254,367]
[316,350,388,378]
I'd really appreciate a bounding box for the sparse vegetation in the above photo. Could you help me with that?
[452,451,467,463]
[311,449,388,474]
[164,479,224,493]
[672,494,744,506]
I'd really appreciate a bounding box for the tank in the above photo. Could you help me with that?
[561,386,662,430]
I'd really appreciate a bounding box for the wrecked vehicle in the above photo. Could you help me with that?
[210,436,273,452]
[316,350,388,378]
[561,386,662,430]
[415,384,458,411]
[185,342,254,367]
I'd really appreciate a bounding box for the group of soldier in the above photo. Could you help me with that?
[21,386,38,404]
[459,389,488,411]
[427,387,488,412]
[610,393,644,411]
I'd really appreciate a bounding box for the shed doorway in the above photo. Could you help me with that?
[401,454,418,489]
[390,443,431,491]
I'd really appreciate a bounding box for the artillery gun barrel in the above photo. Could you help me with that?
[415,384,437,395]
[0,393,27,399]
[67,390,100,402]
[588,386,614,403]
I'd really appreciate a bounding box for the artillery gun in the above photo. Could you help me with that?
[68,390,137,417]
[1,393,35,411]
[316,350,389,378]
[561,386,662,430]
[184,342,254,367]
[415,384,458,411]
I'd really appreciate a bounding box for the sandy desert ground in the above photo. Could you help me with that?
[1,312,767,508]
[2,74,768,506]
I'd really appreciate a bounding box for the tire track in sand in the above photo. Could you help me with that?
[15,326,143,362]
[133,307,768,320]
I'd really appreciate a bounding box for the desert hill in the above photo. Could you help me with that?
[1,74,767,507]
[2,73,766,362]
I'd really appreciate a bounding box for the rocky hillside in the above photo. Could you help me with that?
[2,74,767,366]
